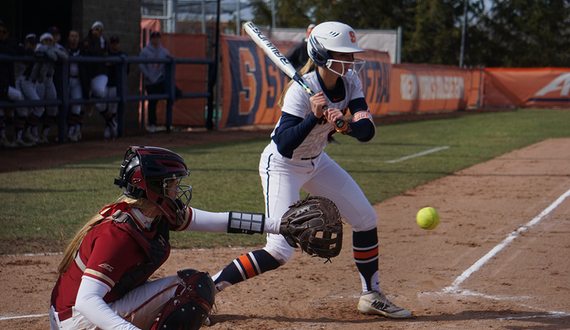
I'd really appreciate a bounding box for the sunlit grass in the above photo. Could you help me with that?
[2,109,570,253]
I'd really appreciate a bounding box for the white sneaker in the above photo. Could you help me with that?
[14,138,34,147]
[111,120,118,138]
[37,135,49,144]
[23,130,39,143]
[105,120,118,140]
[148,125,156,133]
[104,125,111,139]
[68,129,81,142]
[358,291,412,319]
[0,137,16,148]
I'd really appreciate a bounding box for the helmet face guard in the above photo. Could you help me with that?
[307,21,366,77]
[325,58,366,78]
[114,146,192,226]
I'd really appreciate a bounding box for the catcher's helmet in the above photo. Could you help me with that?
[307,21,365,77]
[114,146,192,226]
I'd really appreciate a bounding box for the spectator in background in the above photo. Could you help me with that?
[82,21,112,138]
[103,35,128,140]
[0,20,24,148]
[47,26,64,51]
[139,31,181,133]
[285,24,315,72]
[10,34,38,148]
[18,33,43,147]
[24,33,68,144]
[65,29,90,142]
[14,34,36,81]
[47,26,65,132]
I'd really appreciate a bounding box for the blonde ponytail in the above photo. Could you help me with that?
[57,195,155,274]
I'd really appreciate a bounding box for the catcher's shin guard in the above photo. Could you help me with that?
[151,269,215,330]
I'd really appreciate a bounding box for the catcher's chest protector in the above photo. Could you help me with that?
[151,269,215,330]
[111,211,171,298]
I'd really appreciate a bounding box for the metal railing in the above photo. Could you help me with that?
[0,54,216,142]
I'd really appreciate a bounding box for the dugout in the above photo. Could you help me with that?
[2,0,148,137]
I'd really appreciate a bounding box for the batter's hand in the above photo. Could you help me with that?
[309,92,328,119]
[324,108,344,127]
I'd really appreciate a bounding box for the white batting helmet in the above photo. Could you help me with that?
[307,22,365,77]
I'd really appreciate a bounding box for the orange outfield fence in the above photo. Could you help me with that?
[389,63,482,114]
[219,35,392,128]
[482,67,570,108]
[155,34,570,128]
[153,33,209,127]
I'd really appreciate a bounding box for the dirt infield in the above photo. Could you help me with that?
[1,133,570,329]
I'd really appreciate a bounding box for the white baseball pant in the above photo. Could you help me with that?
[49,275,181,330]
[69,77,83,116]
[259,142,378,263]
[36,77,58,118]
[19,79,43,116]
[91,74,108,112]
[106,86,118,115]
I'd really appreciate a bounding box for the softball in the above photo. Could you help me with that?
[416,207,440,230]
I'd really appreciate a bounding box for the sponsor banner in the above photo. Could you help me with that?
[389,63,479,113]
[220,35,391,128]
[220,35,294,128]
[483,68,570,107]
[357,50,392,116]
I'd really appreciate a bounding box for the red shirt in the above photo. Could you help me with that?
[51,209,169,311]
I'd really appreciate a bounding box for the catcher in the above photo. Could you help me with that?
[211,21,412,320]
[49,146,340,330]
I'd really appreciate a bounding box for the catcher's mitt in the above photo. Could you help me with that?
[280,195,343,260]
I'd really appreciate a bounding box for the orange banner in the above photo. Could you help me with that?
[389,63,481,113]
[483,68,570,107]
[220,35,392,128]
[354,50,392,116]
[145,33,208,127]
[217,35,570,129]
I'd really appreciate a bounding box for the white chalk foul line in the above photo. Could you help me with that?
[496,312,567,320]
[0,314,48,321]
[444,187,570,293]
[385,146,450,163]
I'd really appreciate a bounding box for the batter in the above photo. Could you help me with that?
[212,21,412,319]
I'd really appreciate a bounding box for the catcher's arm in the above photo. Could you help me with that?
[279,195,343,260]
[182,207,281,234]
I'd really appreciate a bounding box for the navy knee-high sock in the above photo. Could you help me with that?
[212,249,281,292]
[353,228,380,293]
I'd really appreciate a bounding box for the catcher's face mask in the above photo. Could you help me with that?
[163,175,193,213]
[114,146,192,226]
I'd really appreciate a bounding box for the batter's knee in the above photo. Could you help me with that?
[263,234,295,264]
[348,209,378,232]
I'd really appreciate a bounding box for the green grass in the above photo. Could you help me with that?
[2,109,570,254]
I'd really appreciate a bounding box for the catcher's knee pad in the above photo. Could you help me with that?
[151,269,215,330]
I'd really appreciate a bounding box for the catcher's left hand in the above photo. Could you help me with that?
[280,195,343,260]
